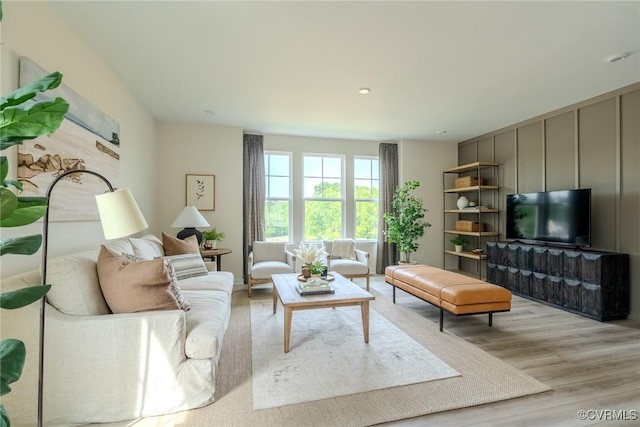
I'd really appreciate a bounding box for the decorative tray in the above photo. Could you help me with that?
[297,274,334,282]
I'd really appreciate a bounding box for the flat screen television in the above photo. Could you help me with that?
[506,189,591,247]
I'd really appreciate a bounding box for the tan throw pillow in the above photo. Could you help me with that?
[162,232,200,256]
[96,246,180,314]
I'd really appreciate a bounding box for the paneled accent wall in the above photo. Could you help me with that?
[458,82,640,319]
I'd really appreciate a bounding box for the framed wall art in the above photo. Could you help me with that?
[18,57,120,222]
[186,174,215,211]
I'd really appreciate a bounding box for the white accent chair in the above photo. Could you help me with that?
[323,239,370,290]
[247,241,296,297]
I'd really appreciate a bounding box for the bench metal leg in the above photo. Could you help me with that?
[392,285,396,303]
[489,312,493,327]
[440,308,444,332]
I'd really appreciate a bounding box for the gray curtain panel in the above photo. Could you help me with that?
[243,134,266,283]
[376,142,399,273]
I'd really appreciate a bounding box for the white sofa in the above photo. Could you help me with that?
[0,235,234,426]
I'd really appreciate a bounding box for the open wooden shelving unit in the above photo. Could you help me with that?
[443,161,500,278]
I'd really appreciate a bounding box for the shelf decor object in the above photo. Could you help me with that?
[456,195,469,210]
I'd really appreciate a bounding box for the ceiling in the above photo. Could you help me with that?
[49,1,640,143]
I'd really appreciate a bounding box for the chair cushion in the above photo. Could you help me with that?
[45,248,111,315]
[97,246,180,313]
[330,259,368,275]
[130,234,165,259]
[162,232,200,255]
[251,261,293,279]
[252,241,286,263]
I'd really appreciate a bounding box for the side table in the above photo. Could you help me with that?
[200,248,232,271]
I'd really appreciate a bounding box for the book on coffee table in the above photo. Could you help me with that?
[295,282,335,296]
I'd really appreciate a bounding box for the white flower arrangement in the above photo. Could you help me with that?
[294,242,325,265]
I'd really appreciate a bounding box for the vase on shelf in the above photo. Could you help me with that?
[457,196,469,210]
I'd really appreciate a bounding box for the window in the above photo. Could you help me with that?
[303,155,343,240]
[264,152,291,241]
[354,157,379,239]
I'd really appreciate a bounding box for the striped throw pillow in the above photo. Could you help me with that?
[163,254,208,280]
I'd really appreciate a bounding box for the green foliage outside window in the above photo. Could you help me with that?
[265,200,289,241]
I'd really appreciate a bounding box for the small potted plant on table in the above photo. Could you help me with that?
[202,228,225,249]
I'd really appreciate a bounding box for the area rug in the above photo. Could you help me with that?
[128,289,550,426]
[250,299,460,409]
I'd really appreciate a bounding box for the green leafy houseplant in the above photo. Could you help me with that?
[202,227,225,242]
[450,235,469,247]
[309,260,325,275]
[383,180,431,264]
[0,4,70,423]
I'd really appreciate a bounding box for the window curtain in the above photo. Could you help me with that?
[376,142,399,273]
[243,134,265,283]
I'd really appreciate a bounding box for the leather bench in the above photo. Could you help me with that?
[384,264,511,331]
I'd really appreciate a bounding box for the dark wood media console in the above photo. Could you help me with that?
[486,241,629,321]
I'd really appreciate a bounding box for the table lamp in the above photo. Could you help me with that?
[170,205,210,244]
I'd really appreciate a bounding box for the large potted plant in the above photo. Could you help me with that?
[0,3,70,423]
[383,180,431,264]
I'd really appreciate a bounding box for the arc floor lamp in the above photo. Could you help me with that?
[38,169,148,427]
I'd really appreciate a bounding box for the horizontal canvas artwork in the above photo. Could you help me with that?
[18,57,120,221]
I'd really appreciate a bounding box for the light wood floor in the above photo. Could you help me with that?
[361,275,640,427]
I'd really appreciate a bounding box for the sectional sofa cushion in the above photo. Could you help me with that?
[163,232,200,255]
[130,234,165,259]
[97,246,180,313]
[45,248,110,316]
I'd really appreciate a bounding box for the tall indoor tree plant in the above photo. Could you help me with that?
[383,180,431,264]
[0,3,70,424]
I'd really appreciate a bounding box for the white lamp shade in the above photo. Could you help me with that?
[171,206,210,228]
[95,189,149,239]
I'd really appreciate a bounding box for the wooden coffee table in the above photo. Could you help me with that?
[271,272,375,353]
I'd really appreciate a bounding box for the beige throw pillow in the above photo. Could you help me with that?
[162,232,200,256]
[96,246,180,313]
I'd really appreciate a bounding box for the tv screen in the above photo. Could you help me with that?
[506,189,591,247]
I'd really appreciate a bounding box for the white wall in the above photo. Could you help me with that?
[0,1,158,278]
[156,121,244,282]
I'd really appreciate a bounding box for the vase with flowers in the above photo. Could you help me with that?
[294,242,325,278]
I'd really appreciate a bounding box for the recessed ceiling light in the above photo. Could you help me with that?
[358,88,371,95]
[606,53,629,63]
[436,130,447,135]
